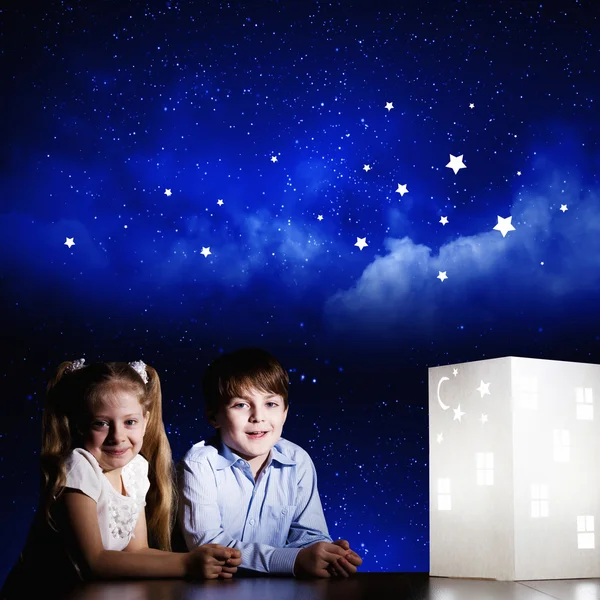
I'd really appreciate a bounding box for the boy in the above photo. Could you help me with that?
[177,347,362,577]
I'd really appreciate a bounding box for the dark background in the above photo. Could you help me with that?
[1,0,599,581]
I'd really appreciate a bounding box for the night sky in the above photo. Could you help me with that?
[1,0,600,581]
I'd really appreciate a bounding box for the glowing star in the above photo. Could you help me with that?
[385,102,394,111]
[64,237,75,248]
[437,433,444,444]
[396,184,408,197]
[517,171,522,176]
[164,189,172,196]
[480,414,489,425]
[452,368,458,376]
[200,247,212,258]
[560,204,568,213]
[446,154,466,175]
[271,156,278,163]
[354,237,368,251]
[469,103,475,109]
[476,380,491,398]
[217,199,224,206]
[440,216,449,225]
[317,215,324,221]
[437,271,448,282]
[493,216,516,238]
[453,405,465,423]
[363,164,371,172]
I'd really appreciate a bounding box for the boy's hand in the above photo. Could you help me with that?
[185,544,242,579]
[294,542,349,578]
[329,539,363,576]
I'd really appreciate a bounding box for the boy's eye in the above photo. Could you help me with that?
[233,402,247,409]
[266,401,278,408]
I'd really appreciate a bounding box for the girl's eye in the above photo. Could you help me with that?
[92,421,108,428]
[125,419,138,426]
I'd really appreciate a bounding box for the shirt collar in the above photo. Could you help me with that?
[211,436,296,469]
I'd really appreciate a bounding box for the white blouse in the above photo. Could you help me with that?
[64,448,150,550]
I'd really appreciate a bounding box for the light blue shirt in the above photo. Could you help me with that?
[177,436,332,574]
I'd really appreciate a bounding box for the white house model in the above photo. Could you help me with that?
[429,356,600,580]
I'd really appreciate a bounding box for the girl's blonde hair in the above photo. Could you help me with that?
[40,361,175,550]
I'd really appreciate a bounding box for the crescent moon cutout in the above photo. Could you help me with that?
[437,377,450,410]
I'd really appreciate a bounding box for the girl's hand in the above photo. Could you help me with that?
[185,544,242,579]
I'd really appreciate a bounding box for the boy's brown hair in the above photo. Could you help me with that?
[202,348,289,416]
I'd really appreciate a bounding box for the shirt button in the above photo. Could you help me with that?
[281,509,287,515]
[249,519,255,525]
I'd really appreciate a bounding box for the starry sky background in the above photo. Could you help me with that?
[1,0,600,580]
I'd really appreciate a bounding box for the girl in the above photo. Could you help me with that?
[1,359,240,599]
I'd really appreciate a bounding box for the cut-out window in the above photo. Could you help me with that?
[438,478,451,511]
[577,515,595,549]
[576,387,594,421]
[553,429,570,463]
[476,452,494,486]
[530,483,549,518]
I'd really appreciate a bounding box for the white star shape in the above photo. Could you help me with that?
[517,171,522,176]
[64,237,75,248]
[437,271,448,282]
[439,216,449,225]
[396,184,408,197]
[476,381,491,398]
[317,215,324,221]
[480,414,488,424]
[469,103,475,109]
[271,156,278,163]
[354,237,368,251]
[385,101,394,111]
[560,204,568,213]
[164,189,172,197]
[363,164,371,172]
[452,368,458,376]
[436,433,444,444]
[493,215,516,238]
[217,199,224,206]
[446,154,467,175]
[453,405,465,423]
[200,247,212,258]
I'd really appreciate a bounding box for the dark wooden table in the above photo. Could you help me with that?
[62,573,600,600]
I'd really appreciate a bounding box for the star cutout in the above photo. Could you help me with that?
[436,433,444,444]
[452,368,458,377]
[354,237,368,251]
[560,204,568,213]
[439,216,449,225]
[396,184,408,197]
[469,103,475,109]
[64,237,75,248]
[363,164,371,172]
[385,102,394,111]
[164,189,172,197]
[480,414,488,425]
[271,156,278,163]
[476,381,491,398]
[453,405,465,423]
[217,199,224,206]
[200,247,211,258]
[317,215,324,221]
[437,271,448,282]
[446,154,467,175]
[493,216,516,238]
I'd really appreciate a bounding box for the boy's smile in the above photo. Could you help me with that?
[210,387,288,476]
